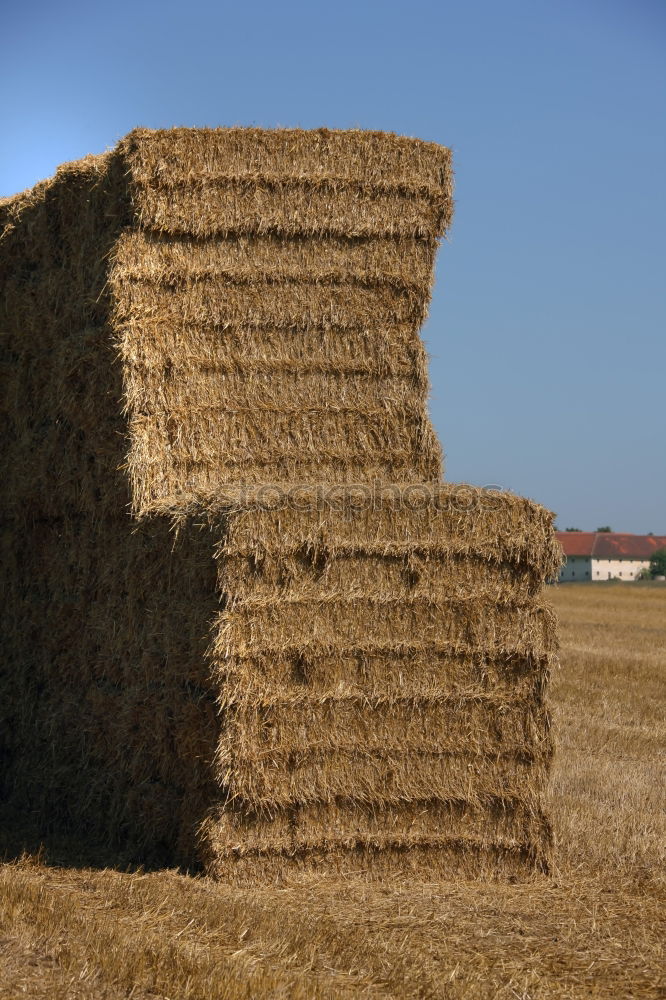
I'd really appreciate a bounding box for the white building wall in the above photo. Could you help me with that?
[559,556,650,581]
[590,558,650,581]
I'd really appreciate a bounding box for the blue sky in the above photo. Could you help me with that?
[2,0,664,531]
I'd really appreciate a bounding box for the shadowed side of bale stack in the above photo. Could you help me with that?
[0,155,223,861]
[0,514,221,862]
[187,484,561,881]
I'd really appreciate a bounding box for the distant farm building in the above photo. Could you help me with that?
[556,532,666,582]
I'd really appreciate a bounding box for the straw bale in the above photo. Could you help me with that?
[201,483,560,563]
[215,596,554,658]
[0,155,132,523]
[220,551,547,601]
[123,127,452,190]
[107,128,450,509]
[200,794,552,882]
[113,321,428,379]
[0,503,221,862]
[202,795,550,853]
[201,842,544,884]
[121,127,452,237]
[115,231,437,287]
[196,648,551,704]
[210,753,551,812]
[128,184,446,239]
[217,697,550,759]
[115,278,426,330]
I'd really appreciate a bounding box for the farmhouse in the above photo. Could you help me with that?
[556,532,666,582]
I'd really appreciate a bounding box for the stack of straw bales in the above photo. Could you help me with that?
[192,484,560,878]
[111,127,449,510]
[0,128,559,876]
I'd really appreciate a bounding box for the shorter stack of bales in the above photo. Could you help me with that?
[157,484,561,879]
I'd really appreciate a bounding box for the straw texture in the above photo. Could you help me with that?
[187,486,559,878]
[0,128,560,880]
[109,128,451,511]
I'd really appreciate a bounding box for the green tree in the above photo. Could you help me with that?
[649,548,666,578]
[596,526,612,532]
[564,527,582,532]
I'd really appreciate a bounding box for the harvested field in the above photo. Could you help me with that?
[1,583,663,998]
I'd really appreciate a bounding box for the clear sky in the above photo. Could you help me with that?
[2,0,664,532]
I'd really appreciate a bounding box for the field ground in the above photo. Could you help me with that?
[1,583,664,999]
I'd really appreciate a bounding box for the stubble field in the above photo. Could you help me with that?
[1,583,664,999]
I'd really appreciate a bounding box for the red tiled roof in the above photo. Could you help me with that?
[556,532,666,559]
[556,532,597,556]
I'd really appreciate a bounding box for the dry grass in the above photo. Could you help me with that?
[1,582,663,998]
[548,583,665,883]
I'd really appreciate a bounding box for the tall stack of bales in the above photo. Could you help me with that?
[111,127,451,510]
[0,128,559,876]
